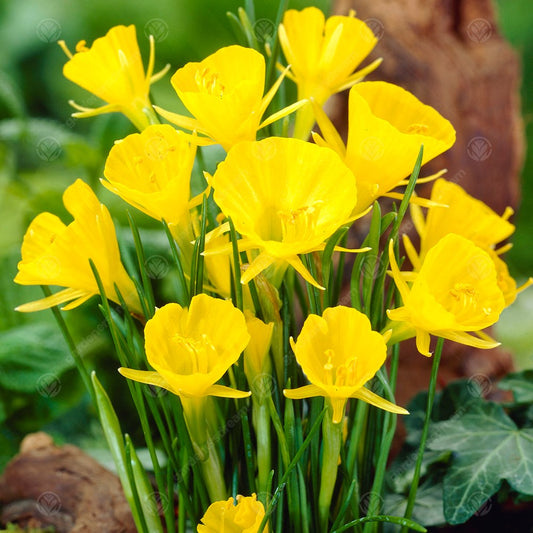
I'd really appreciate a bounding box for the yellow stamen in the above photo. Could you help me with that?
[57,40,73,59]
[75,40,89,53]
[406,123,429,135]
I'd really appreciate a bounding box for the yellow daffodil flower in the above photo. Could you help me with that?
[58,25,168,130]
[155,45,304,151]
[14,179,142,314]
[102,124,203,253]
[279,6,380,139]
[387,234,506,357]
[207,137,365,289]
[313,81,456,214]
[197,493,267,533]
[405,178,532,306]
[283,306,408,423]
[119,294,250,399]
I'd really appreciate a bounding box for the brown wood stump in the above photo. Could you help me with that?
[0,432,136,533]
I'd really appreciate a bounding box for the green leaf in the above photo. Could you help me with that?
[499,370,533,404]
[0,323,74,392]
[0,70,25,118]
[385,476,446,528]
[428,401,533,524]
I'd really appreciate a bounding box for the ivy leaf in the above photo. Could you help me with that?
[385,475,446,529]
[428,401,533,524]
[499,370,533,404]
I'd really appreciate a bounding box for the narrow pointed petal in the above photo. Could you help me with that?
[311,97,346,157]
[387,239,410,303]
[205,384,251,398]
[241,253,276,285]
[440,330,500,350]
[333,57,383,93]
[286,255,324,290]
[118,368,171,390]
[351,386,409,414]
[283,383,325,400]
[402,234,422,271]
[153,106,208,135]
[416,330,433,357]
[15,288,90,312]
[258,99,307,129]
[259,65,291,117]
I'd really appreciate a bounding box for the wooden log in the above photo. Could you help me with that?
[0,432,136,533]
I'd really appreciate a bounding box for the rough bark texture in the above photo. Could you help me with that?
[0,432,136,533]
[332,0,523,409]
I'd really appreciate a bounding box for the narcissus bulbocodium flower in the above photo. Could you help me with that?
[197,493,267,533]
[119,294,251,399]
[278,6,380,139]
[102,124,203,251]
[313,81,456,214]
[283,306,408,423]
[207,137,365,289]
[14,179,142,315]
[58,25,168,131]
[155,45,303,151]
[387,234,506,356]
[405,178,532,306]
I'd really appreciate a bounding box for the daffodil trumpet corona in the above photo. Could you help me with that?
[59,25,168,130]
[206,136,369,290]
[155,45,305,151]
[15,179,142,315]
[387,235,506,356]
[313,81,456,215]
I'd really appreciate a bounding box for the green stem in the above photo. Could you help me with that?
[401,337,444,532]
[319,403,343,531]
[42,286,95,406]
[253,401,271,503]
[181,396,227,502]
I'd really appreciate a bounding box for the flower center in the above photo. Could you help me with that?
[323,349,358,389]
[194,68,225,97]
[172,333,217,374]
[277,201,324,242]
[447,282,492,316]
[406,123,429,135]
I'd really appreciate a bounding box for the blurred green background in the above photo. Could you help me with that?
[0,0,531,469]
